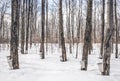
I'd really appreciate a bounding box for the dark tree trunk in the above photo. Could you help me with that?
[25,0,30,54]
[46,0,48,52]
[40,0,45,59]
[10,0,19,69]
[21,0,25,54]
[114,0,118,58]
[17,0,21,47]
[100,0,105,59]
[93,1,96,43]
[30,0,34,48]
[34,0,37,31]
[81,0,93,70]
[59,0,67,62]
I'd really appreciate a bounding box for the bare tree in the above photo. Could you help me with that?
[81,0,93,70]
[93,1,97,43]
[40,0,45,59]
[100,0,105,59]
[25,0,31,54]
[59,0,67,62]
[71,0,75,46]
[30,0,34,48]
[46,0,48,52]
[102,0,113,75]
[21,0,25,54]
[76,0,82,59]
[114,0,118,58]
[10,0,19,69]
[68,0,72,54]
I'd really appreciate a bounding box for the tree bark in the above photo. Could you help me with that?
[114,0,118,58]
[46,0,48,52]
[93,1,97,43]
[102,0,113,75]
[59,0,67,62]
[10,0,19,69]
[76,0,82,59]
[30,0,34,48]
[21,0,25,54]
[40,0,45,59]
[81,0,93,70]
[25,0,30,54]
[68,0,72,54]
[100,0,105,59]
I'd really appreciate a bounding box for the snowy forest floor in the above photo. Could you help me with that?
[0,43,120,81]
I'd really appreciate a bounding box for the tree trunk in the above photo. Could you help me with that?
[81,0,93,70]
[46,0,48,52]
[10,0,19,69]
[17,0,21,47]
[100,0,105,59]
[71,0,75,47]
[40,0,45,59]
[114,0,118,58]
[76,0,82,59]
[102,0,113,75]
[68,0,72,54]
[93,1,97,43]
[59,0,67,62]
[30,0,34,48]
[25,0,30,54]
[21,0,25,54]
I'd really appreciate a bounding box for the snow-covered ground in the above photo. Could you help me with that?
[0,44,120,81]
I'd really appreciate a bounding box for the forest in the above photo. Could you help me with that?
[0,0,120,81]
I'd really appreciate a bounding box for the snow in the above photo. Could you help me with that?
[0,43,120,81]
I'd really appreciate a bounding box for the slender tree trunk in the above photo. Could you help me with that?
[114,0,118,58]
[68,0,72,54]
[10,0,19,69]
[0,14,3,51]
[76,0,82,59]
[93,1,97,43]
[81,0,93,70]
[71,0,75,47]
[21,0,25,54]
[65,0,72,54]
[46,0,48,52]
[40,0,45,59]
[30,0,34,48]
[34,0,37,31]
[25,0,30,54]
[100,0,105,59]
[59,0,67,62]
[102,0,113,75]
[17,0,21,47]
